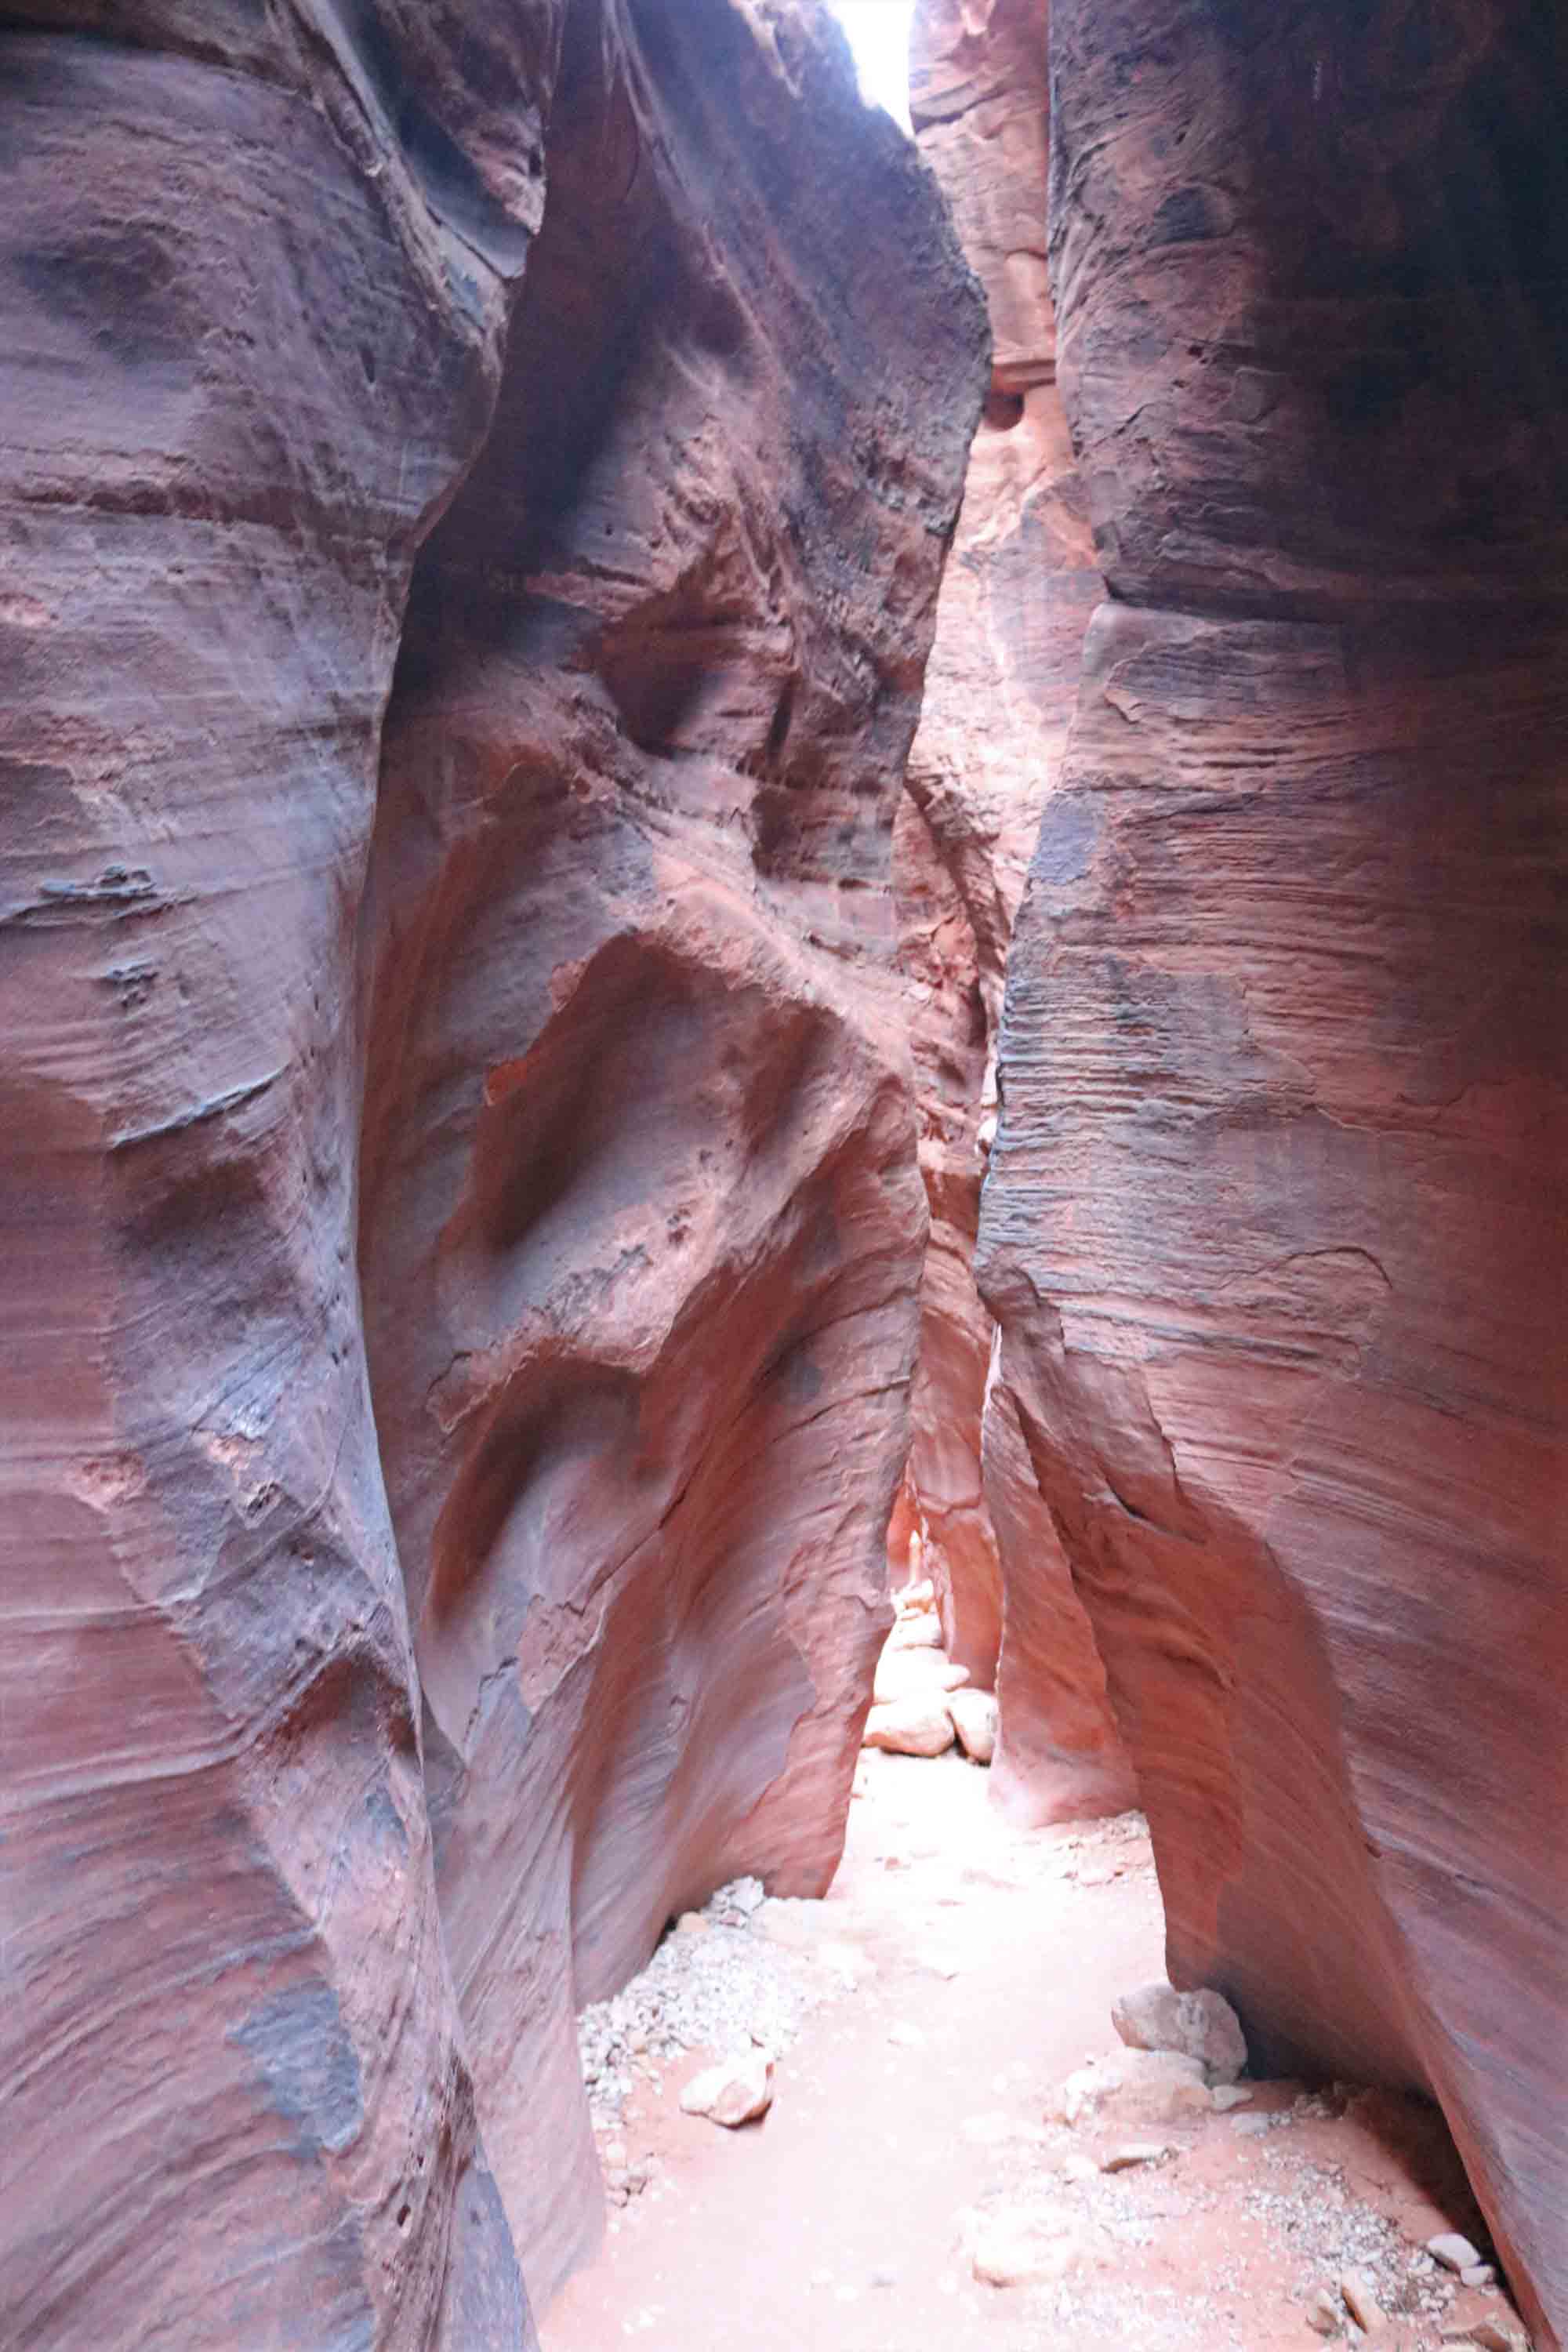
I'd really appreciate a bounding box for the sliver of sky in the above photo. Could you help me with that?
[824,1,915,132]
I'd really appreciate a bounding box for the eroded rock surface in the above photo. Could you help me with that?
[896,0,1131,1822]
[0,10,559,2346]
[2,2,982,2343]
[981,1367,1138,1824]
[357,0,985,2307]
[978,5,1568,2345]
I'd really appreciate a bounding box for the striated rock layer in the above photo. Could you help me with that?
[898,0,1131,1821]
[1,2,982,2343]
[357,0,985,2309]
[0,9,559,2347]
[978,4,1568,2344]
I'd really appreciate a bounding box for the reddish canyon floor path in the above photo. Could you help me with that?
[543,1752,1522,2352]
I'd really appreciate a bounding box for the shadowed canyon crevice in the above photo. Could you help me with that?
[891,0,1137,1824]
[2,2,1563,2348]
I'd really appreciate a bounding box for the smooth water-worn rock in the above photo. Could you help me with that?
[1112,1984,1247,2086]
[980,1355,1138,1825]
[1050,2049,1211,2133]
[678,2051,775,2130]
[0,12,559,2347]
[358,0,985,2307]
[948,1686,999,1765]
[979,5,1568,2346]
[864,1695,957,1759]
[963,2202,1083,2289]
[1,3,982,2343]
[897,0,1131,1824]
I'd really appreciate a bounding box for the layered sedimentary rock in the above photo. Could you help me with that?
[979,1365,1137,1824]
[1,2,982,2343]
[357,0,983,2307]
[978,5,1568,2343]
[0,10,559,2346]
[897,0,1131,1820]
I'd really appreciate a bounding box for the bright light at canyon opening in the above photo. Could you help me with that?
[826,0,915,132]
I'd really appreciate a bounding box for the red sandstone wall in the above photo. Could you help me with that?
[0,4,982,2340]
[358,0,985,2308]
[900,0,1131,1818]
[0,11,559,2343]
[978,5,1568,2344]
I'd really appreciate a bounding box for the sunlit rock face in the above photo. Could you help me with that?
[357,0,985,2307]
[978,4,1568,2345]
[898,0,1132,1822]
[0,2,982,2342]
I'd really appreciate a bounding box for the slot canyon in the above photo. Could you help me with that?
[0,4,1562,2350]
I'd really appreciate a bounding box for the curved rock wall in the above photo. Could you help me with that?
[978,5,1568,2344]
[1,3,982,2342]
[0,11,558,2346]
[898,0,1131,1820]
[355,0,985,2310]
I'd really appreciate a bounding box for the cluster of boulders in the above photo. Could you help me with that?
[579,1875,876,2155]
[956,1980,1531,2349]
[578,1877,822,2127]
[861,1580,999,1762]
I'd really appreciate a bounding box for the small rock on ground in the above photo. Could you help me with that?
[678,2050,774,2128]
[948,1688,998,1764]
[1339,2266,1385,2332]
[1111,1980,1248,2082]
[1306,2285,1343,2336]
[1429,2234,1484,2274]
[960,2205,1083,2289]
[1099,2141,1174,2172]
[862,1695,954,1757]
[884,1613,943,1653]
[1050,2047,1210,2130]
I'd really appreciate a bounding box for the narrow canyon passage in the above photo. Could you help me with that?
[543,1751,1167,2352]
[543,1736,1506,2352]
[2,3,1563,2350]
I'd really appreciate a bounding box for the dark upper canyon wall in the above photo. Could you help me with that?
[977,3,1568,2344]
[898,0,1132,1820]
[0,2,982,2343]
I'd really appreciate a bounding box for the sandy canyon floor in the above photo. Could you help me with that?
[543,1751,1529,2352]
